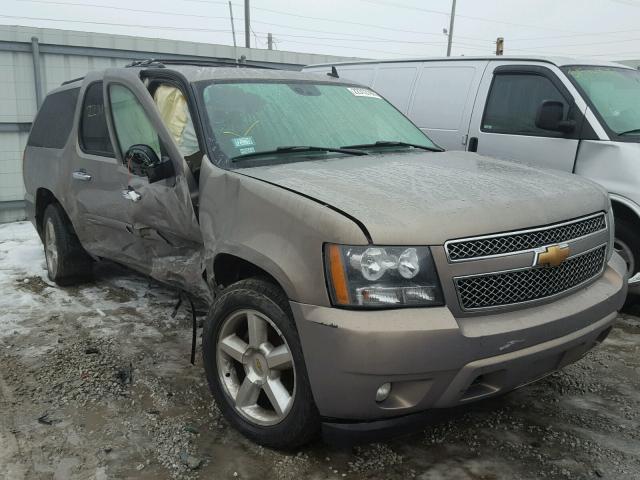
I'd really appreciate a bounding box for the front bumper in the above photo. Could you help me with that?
[291,254,627,421]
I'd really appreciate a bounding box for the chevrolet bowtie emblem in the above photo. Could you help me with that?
[534,244,570,268]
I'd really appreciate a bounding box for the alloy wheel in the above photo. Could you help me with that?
[216,309,296,426]
[44,218,58,277]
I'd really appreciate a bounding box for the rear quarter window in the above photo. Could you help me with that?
[27,88,80,149]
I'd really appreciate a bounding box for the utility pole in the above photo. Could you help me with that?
[446,0,456,57]
[244,0,250,48]
[228,1,238,62]
[496,37,504,56]
[267,32,273,50]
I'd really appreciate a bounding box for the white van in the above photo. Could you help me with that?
[304,56,640,293]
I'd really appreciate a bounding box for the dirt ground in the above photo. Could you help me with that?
[1,221,639,480]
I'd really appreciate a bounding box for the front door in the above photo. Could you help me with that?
[467,62,587,172]
[102,69,206,297]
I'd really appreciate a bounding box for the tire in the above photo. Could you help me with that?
[203,278,320,449]
[42,203,93,285]
[614,218,640,279]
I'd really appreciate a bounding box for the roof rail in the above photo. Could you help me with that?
[125,58,277,70]
[61,76,85,86]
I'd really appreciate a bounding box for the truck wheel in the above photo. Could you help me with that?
[203,278,319,449]
[43,203,92,285]
[614,218,639,280]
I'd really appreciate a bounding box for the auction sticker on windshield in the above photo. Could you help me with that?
[347,87,382,99]
[232,136,255,148]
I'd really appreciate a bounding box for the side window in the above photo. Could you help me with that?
[27,88,80,149]
[109,84,161,162]
[482,73,568,136]
[80,82,114,156]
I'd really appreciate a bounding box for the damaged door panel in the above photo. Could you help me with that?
[102,69,210,301]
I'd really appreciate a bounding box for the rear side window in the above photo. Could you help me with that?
[27,88,80,148]
[482,74,567,136]
[80,82,114,156]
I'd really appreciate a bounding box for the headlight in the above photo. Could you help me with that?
[324,244,444,308]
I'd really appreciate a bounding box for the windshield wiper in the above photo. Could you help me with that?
[617,128,640,136]
[341,140,443,152]
[231,145,368,162]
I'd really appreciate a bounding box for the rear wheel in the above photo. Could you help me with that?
[43,204,92,285]
[203,278,319,449]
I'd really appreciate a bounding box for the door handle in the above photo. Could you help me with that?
[122,187,142,202]
[468,137,479,152]
[72,171,92,181]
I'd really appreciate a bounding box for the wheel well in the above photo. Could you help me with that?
[35,188,58,240]
[611,200,640,229]
[213,254,282,291]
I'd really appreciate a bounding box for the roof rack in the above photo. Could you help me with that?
[61,76,85,85]
[126,58,277,70]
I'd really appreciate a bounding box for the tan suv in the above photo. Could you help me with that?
[23,61,627,448]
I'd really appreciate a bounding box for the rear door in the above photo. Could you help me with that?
[467,62,585,171]
[67,79,135,261]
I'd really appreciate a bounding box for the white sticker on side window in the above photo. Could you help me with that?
[347,87,382,99]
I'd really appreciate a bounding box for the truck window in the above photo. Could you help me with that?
[80,82,114,157]
[27,88,80,149]
[482,74,567,136]
[109,84,161,162]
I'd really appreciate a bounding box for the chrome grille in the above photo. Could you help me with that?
[455,245,607,310]
[446,213,606,261]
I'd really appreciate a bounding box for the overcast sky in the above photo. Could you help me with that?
[3,0,640,60]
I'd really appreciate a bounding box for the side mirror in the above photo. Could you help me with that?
[535,100,576,133]
[124,144,175,183]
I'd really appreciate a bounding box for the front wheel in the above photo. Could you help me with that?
[202,278,319,449]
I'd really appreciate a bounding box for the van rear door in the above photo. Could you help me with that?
[467,62,588,172]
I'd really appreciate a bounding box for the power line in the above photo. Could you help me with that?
[15,0,492,45]
[16,0,230,21]
[0,14,234,32]
[508,36,640,51]
[250,29,486,47]
[357,0,585,33]
[509,28,640,42]
[358,0,567,33]
[227,0,493,42]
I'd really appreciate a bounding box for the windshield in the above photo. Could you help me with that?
[197,81,438,166]
[565,66,640,137]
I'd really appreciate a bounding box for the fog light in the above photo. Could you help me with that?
[375,382,392,402]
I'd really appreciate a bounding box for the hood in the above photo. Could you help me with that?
[240,151,609,245]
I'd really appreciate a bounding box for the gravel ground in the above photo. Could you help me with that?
[0,221,639,480]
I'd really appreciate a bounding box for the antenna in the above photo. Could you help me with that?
[327,66,339,78]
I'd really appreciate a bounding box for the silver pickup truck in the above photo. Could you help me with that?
[23,62,627,448]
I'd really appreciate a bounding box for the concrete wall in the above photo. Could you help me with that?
[0,25,358,222]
